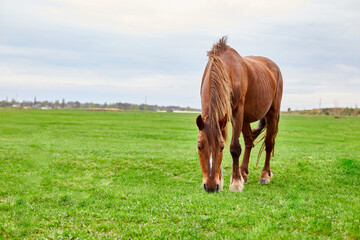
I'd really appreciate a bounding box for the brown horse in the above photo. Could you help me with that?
[196,36,283,192]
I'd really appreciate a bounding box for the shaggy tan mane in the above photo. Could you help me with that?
[207,36,229,58]
[206,36,233,143]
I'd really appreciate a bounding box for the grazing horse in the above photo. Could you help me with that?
[196,36,283,192]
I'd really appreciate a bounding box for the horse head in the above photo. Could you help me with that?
[196,114,228,192]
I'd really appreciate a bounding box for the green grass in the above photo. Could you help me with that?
[0,109,359,239]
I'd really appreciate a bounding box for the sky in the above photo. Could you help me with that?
[1,0,359,110]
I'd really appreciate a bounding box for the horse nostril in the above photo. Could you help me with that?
[203,183,207,191]
[216,184,220,191]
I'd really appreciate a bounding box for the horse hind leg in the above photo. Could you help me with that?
[259,110,279,184]
[240,123,254,184]
[239,118,266,183]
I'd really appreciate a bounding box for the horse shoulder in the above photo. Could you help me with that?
[221,49,248,109]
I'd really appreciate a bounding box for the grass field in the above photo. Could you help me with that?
[0,109,359,239]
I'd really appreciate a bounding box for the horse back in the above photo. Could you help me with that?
[242,56,282,122]
[220,50,282,122]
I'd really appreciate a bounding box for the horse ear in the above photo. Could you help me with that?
[219,114,228,130]
[196,115,204,130]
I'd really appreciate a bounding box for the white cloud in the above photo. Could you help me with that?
[0,0,359,109]
[0,44,83,61]
[27,0,307,35]
[0,60,201,106]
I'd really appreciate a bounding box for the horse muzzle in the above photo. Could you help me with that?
[203,183,220,193]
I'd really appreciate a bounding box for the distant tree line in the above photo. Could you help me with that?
[0,98,200,112]
[285,107,359,117]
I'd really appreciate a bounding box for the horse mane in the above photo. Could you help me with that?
[206,36,233,143]
[207,36,229,57]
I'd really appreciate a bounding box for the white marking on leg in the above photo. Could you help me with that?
[219,170,224,190]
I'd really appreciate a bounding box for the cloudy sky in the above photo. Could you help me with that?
[1,0,359,110]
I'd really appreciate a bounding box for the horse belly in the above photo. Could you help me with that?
[243,80,275,122]
[243,101,272,123]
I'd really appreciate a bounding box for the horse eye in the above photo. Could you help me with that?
[220,146,224,152]
[198,147,202,151]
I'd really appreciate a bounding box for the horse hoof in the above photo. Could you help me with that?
[258,177,271,184]
[229,180,244,192]
[259,171,272,184]
[242,176,248,184]
[240,169,249,184]
[241,172,248,184]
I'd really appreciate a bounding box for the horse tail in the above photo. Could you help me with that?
[271,114,280,156]
[253,118,266,169]
[252,118,266,140]
[207,37,232,142]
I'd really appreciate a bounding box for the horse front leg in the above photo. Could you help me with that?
[229,109,244,191]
